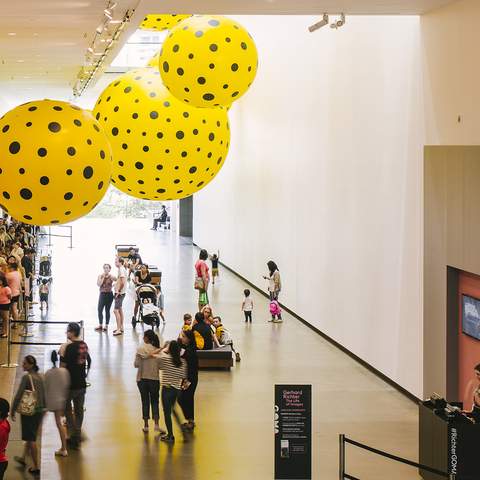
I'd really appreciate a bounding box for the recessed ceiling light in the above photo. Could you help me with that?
[17,59,25,63]
[7,32,16,36]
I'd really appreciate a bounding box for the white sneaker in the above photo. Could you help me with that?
[142,426,149,433]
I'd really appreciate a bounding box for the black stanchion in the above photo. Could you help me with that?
[339,434,453,479]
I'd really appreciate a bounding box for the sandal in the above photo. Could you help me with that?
[28,467,40,476]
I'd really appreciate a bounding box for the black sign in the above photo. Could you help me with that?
[274,385,312,479]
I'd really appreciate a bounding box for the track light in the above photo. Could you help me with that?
[308,14,329,33]
[96,24,104,34]
[104,9,113,20]
[330,13,346,29]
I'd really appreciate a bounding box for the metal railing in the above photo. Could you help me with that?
[39,225,73,249]
[339,434,459,480]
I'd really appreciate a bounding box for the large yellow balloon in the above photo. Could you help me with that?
[0,99,112,225]
[93,67,230,201]
[140,14,191,31]
[159,15,258,108]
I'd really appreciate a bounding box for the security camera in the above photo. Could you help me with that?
[308,14,329,32]
[330,14,345,29]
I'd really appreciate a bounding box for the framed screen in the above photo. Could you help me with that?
[462,294,480,340]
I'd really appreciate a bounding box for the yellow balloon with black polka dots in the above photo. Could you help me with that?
[0,99,112,226]
[93,67,230,201]
[159,15,258,108]
[140,14,191,31]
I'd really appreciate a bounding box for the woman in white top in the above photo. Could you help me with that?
[44,351,70,457]
[263,260,281,301]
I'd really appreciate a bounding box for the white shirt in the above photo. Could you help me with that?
[116,266,127,295]
[243,297,253,312]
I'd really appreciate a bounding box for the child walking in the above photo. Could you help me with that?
[241,289,253,323]
[269,299,282,323]
[39,279,49,310]
[210,252,219,285]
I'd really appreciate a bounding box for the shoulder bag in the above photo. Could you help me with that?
[17,374,38,416]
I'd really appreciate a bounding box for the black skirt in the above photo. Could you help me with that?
[21,412,44,441]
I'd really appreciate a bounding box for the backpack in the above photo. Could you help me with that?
[65,340,90,369]
[269,300,281,316]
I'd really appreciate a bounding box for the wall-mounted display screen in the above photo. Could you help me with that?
[462,294,480,340]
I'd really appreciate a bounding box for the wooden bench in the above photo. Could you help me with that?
[197,345,233,370]
[115,244,138,258]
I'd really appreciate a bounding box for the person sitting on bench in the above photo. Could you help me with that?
[127,248,142,281]
[151,206,168,230]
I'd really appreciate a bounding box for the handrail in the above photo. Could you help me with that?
[339,434,460,480]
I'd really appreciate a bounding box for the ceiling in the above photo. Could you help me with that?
[140,0,456,15]
[0,0,456,112]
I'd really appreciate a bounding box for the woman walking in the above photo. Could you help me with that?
[45,351,70,457]
[0,273,11,338]
[194,249,210,311]
[6,263,21,328]
[12,355,46,476]
[96,264,114,332]
[134,330,163,434]
[158,340,187,443]
[178,329,198,431]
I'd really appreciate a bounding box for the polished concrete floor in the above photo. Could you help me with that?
[1,218,421,479]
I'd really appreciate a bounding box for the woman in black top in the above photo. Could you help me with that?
[132,265,152,322]
[178,329,198,431]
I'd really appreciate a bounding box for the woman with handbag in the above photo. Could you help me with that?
[194,249,210,311]
[11,355,46,476]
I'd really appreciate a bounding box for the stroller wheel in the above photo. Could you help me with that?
[131,316,136,327]
[156,319,160,328]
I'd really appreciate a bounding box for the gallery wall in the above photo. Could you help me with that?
[193,15,424,397]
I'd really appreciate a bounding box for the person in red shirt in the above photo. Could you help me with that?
[0,397,10,480]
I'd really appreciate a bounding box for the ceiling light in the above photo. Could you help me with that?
[96,24,104,34]
[87,47,94,54]
[330,14,346,29]
[104,9,113,19]
[17,59,25,63]
[308,14,329,32]
[7,32,16,36]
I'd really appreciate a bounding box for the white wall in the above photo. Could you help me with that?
[422,0,480,145]
[193,15,424,397]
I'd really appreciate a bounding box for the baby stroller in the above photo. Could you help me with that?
[133,284,160,328]
[38,255,52,285]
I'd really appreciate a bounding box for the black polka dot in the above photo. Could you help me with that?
[135,162,144,169]
[118,161,124,167]
[174,179,180,184]
[100,150,105,159]
[20,188,32,200]
[9,142,20,154]
[23,215,32,220]
[38,148,47,157]
[65,211,71,216]
[157,188,166,194]
[173,44,180,52]
[48,122,61,133]
[163,61,169,73]
[156,164,163,170]
[203,93,215,101]
[232,91,239,98]
[114,106,120,112]
[195,31,203,37]
[176,131,185,140]
[124,86,132,93]
[138,180,144,185]
[2,192,10,199]
[197,181,204,187]
[95,112,100,120]
[157,132,163,139]
[83,201,89,206]
[143,146,149,152]
[231,63,239,72]
[248,66,252,72]
[40,176,49,185]
[197,77,206,85]
[53,106,63,111]
[83,166,93,179]
[98,181,104,190]
[150,111,158,119]
[193,129,199,135]
[189,166,197,174]
[87,139,92,145]
[67,147,76,156]
[41,207,47,211]
[74,119,82,127]
[132,113,138,119]
[1,125,9,133]
[28,106,37,111]
[66,169,72,175]
[188,53,194,59]
[51,220,59,224]
[19,168,25,174]
[112,127,119,136]
[149,92,156,98]
[209,63,215,69]
[26,122,32,127]
[164,101,170,107]
[225,37,231,43]
[118,175,126,182]
[241,42,247,50]
[64,192,73,200]
[177,67,184,76]
[209,19,220,26]
[122,143,128,150]
[184,87,190,93]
